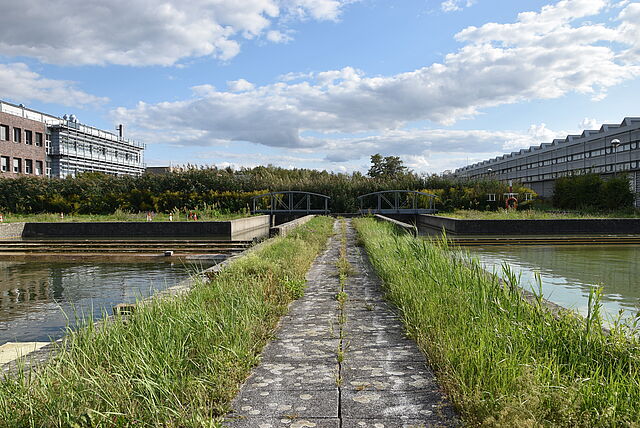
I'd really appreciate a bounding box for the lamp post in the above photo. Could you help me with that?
[611,138,621,177]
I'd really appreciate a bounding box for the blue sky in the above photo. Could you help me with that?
[1,0,639,173]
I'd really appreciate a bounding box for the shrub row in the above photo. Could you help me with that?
[0,166,536,214]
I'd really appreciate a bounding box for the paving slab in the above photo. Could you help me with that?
[260,337,339,361]
[341,388,452,420]
[342,419,450,428]
[230,389,338,418]
[346,345,426,362]
[342,361,439,391]
[227,417,340,428]
[243,361,338,391]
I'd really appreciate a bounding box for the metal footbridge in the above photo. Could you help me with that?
[358,190,437,215]
[251,191,330,215]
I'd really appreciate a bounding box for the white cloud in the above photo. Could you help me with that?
[266,30,293,43]
[114,0,640,172]
[227,79,256,92]
[0,0,354,66]
[579,117,599,129]
[441,0,475,13]
[0,63,106,107]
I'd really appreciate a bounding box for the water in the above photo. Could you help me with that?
[0,261,213,344]
[469,245,640,324]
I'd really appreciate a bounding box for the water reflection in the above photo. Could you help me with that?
[469,245,640,323]
[0,261,211,344]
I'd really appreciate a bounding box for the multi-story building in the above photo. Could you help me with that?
[454,118,640,206]
[0,100,144,179]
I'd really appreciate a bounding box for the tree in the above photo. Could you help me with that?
[367,153,408,179]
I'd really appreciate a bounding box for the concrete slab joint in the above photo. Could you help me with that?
[226,219,458,427]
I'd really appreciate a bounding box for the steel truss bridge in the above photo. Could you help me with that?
[357,190,437,215]
[251,191,330,214]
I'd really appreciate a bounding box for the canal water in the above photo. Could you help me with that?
[469,245,640,324]
[0,260,213,345]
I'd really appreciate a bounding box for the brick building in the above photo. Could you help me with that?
[0,100,144,179]
[0,104,47,177]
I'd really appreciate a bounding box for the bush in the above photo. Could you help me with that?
[553,173,634,210]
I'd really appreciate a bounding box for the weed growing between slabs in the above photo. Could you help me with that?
[354,217,640,427]
[0,216,334,427]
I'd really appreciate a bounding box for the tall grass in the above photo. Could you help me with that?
[0,216,334,427]
[354,218,640,426]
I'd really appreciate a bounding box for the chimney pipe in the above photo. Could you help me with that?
[117,124,124,138]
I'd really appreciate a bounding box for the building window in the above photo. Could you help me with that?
[13,128,21,143]
[488,193,496,201]
[35,132,43,146]
[35,160,43,176]
[0,125,8,141]
[13,158,21,173]
[25,130,33,145]
[0,156,8,172]
[46,161,51,177]
[25,159,33,174]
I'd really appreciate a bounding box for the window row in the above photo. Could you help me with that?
[0,156,44,175]
[60,140,140,162]
[477,140,640,176]
[520,162,639,182]
[0,124,44,146]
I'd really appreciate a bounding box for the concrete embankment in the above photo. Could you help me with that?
[373,214,417,236]
[0,222,25,239]
[269,214,315,237]
[0,216,270,240]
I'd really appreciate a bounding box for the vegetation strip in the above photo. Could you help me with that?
[0,216,334,427]
[353,217,640,427]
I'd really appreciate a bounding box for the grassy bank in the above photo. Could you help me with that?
[0,216,334,427]
[354,218,640,426]
[0,209,250,223]
[442,208,640,220]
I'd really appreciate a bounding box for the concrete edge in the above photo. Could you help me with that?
[373,214,418,237]
[269,215,316,237]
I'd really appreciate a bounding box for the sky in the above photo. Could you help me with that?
[0,0,639,174]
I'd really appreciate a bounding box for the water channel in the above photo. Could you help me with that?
[0,260,213,345]
[469,245,640,324]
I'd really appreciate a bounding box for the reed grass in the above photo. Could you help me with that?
[0,216,334,427]
[354,217,640,427]
[443,208,640,220]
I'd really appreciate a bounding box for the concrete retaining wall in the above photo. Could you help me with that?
[374,215,417,236]
[419,214,640,235]
[11,216,270,240]
[270,215,315,237]
[0,223,25,239]
[230,216,271,240]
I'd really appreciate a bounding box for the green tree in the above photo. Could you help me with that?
[367,154,408,179]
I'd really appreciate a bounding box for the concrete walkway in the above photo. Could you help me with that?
[226,220,457,427]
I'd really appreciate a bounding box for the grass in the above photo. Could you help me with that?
[0,208,251,223]
[354,217,640,427]
[0,216,334,427]
[441,208,640,220]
